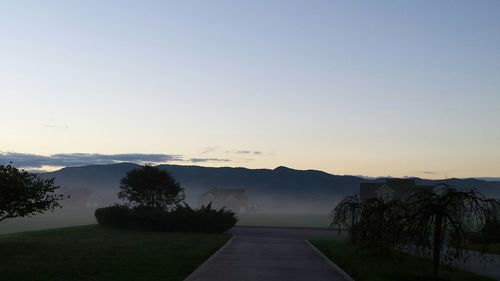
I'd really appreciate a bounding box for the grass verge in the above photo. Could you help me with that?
[0,225,231,281]
[311,239,494,281]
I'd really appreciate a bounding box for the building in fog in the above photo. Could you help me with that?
[199,188,249,213]
[359,178,432,201]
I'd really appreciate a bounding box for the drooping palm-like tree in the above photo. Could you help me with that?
[357,198,408,255]
[330,194,363,243]
[404,183,497,277]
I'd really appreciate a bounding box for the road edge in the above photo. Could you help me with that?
[183,235,235,281]
[305,240,355,281]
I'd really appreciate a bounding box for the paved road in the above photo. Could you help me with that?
[184,226,351,281]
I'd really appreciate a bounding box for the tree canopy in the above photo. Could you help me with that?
[119,165,184,210]
[0,164,63,222]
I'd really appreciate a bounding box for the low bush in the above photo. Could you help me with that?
[173,203,239,233]
[95,203,237,233]
[94,205,132,228]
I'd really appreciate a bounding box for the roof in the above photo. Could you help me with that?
[201,188,248,202]
[360,183,384,199]
[359,179,427,200]
[386,178,415,193]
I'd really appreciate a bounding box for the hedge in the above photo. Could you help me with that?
[95,203,237,233]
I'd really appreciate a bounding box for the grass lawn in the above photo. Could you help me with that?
[0,208,96,234]
[311,240,494,281]
[0,225,231,281]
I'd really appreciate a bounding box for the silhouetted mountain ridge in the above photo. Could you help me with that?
[38,163,500,212]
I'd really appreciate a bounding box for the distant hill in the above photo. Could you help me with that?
[38,163,500,213]
[475,177,500,182]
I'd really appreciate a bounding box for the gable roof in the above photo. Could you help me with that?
[360,179,425,200]
[375,184,395,194]
[202,188,248,202]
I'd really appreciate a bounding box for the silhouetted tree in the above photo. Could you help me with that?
[404,184,497,277]
[356,198,408,255]
[0,164,63,222]
[119,165,184,210]
[479,201,500,243]
[330,194,363,243]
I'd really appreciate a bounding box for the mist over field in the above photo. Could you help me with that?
[2,163,500,234]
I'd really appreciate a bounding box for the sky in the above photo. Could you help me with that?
[1,0,499,178]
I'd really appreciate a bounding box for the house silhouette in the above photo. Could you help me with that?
[360,178,432,201]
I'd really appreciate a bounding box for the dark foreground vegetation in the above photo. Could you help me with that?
[312,240,494,281]
[331,184,499,277]
[0,163,63,222]
[0,225,231,281]
[95,165,237,232]
[95,203,237,233]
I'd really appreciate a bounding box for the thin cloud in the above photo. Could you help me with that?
[201,146,218,154]
[189,158,231,163]
[0,152,183,168]
[44,124,69,129]
[229,150,264,155]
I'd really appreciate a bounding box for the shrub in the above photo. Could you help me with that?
[94,205,132,228]
[94,203,237,233]
[173,203,238,233]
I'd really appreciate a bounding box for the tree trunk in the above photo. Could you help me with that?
[433,215,443,277]
[350,211,355,244]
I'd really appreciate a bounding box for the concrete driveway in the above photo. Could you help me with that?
[184,226,351,281]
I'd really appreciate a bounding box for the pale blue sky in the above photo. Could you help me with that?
[1,1,499,177]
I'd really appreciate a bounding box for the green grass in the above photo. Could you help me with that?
[311,240,494,281]
[1,211,332,235]
[0,208,96,234]
[0,225,231,281]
